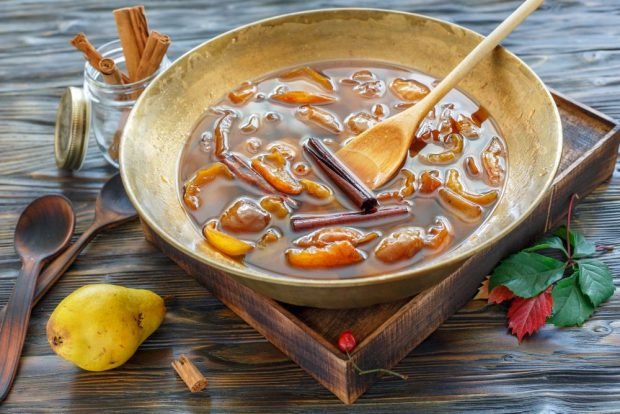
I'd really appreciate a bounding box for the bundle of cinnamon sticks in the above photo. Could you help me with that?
[70,5,170,86]
[70,6,170,161]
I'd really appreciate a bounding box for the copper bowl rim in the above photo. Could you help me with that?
[120,7,563,289]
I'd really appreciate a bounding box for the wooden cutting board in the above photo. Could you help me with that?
[143,90,620,404]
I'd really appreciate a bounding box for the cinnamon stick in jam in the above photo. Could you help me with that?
[135,31,170,80]
[113,5,149,81]
[291,205,409,232]
[304,137,378,212]
[219,153,298,208]
[220,153,277,194]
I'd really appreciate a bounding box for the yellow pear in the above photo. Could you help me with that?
[46,284,165,371]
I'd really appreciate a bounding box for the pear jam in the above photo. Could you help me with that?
[178,61,506,279]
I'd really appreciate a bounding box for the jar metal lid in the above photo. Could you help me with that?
[54,87,90,170]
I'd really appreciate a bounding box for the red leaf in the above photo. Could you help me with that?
[507,287,553,342]
[488,285,516,304]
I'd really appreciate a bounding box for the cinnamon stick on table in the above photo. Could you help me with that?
[113,5,149,81]
[171,355,208,392]
[135,31,170,80]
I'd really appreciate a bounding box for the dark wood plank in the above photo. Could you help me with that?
[2,0,620,412]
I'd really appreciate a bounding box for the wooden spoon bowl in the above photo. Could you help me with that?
[13,195,75,260]
[96,173,137,222]
[338,0,544,189]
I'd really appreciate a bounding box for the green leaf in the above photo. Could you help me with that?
[577,259,615,307]
[554,226,596,258]
[489,252,566,298]
[524,235,567,255]
[549,273,594,327]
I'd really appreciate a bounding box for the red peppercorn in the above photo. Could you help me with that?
[338,330,357,353]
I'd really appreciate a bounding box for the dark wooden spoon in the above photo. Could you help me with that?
[0,174,137,328]
[0,195,75,402]
[0,174,137,327]
[29,174,137,307]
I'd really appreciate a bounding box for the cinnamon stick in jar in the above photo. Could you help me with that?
[135,31,170,80]
[113,5,149,81]
[98,58,123,85]
[107,109,131,161]
[70,32,104,68]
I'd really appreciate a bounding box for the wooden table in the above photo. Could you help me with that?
[1,0,619,412]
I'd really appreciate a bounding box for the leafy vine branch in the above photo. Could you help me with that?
[477,193,615,341]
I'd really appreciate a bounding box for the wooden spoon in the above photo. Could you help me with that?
[31,174,137,305]
[0,174,137,326]
[0,195,75,401]
[337,0,544,189]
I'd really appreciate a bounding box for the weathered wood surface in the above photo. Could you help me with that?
[1,0,620,412]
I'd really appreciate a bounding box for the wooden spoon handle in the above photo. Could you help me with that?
[0,225,100,325]
[0,258,43,402]
[33,224,99,306]
[414,0,544,117]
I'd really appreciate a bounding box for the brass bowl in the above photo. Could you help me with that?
[120,8,562,308]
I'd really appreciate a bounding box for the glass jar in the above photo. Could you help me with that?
[83,40,171,168]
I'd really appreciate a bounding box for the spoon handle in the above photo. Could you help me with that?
[0,225,99,326]
[0,258,43,402]
[412,0,544,118]
[33,223,100,306]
